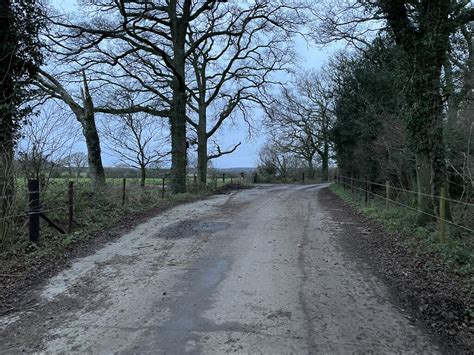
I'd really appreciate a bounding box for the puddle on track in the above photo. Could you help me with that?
[155,220,230,239]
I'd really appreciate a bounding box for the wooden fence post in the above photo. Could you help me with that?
[365,177,368,203]
[385,180,390,207]
[122,178,126,206]
[161,177,165,198]
[222,173,225,183]
[68,181,74,234]
[193,174,197,191]
[28,179,40,242]
[302,172,305,183]
[439,186,446,243]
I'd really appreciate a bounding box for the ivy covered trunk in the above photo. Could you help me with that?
[307,158,314,180]
[379,0,452,224]
[0,0,14,242]
[321,141,329,182]
[409,54,448,224]
[415,153,434,223]
[0,121,14,243]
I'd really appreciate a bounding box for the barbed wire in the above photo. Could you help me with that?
[0,183,166,218]
[336,179,474,235]
[0,178,235,227]
[36,188,166,216]
[338,175,474,207]
[0,212,29,222]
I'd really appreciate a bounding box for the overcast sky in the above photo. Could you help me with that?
[46,1,339,169]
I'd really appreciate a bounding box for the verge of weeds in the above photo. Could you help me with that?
[329,184,473,275]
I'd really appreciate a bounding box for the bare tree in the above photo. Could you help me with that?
[295,70,333,181]
[46,0,315,193]
[35,69,106,187]
[264,70,333,181]
[62,152,88,180]
[16,102,79,190]
[102,110,170,188]
[186,1,301,185]
[257,142,303,182]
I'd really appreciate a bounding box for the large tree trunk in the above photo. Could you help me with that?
[81,73,106,187]
[307,158,314,180]
[0,129,14,243]
[169,84,188,194]
[411,58,447,223]
[0,0,15,242]
[320,127,330,182]
[82,115,105,187]
[321,143,329,182]
[379,0,451,224]
[169,19,187,194]
[198,133,207,186]
[81,112,106,187]
[140,165,146,188]
[415,153,434,224]
[197,101,208,186]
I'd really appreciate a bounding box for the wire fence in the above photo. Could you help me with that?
[335,175,474,238]
[342,176,474,207]
[0,173,249,244]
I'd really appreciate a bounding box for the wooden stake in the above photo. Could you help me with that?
[365,177,368,203]
[385,180,390,207]
[122,178,126,206]
[439,186,446,243]
[68,181,74,233]
[161,177,165,198]
[28,180,40,242]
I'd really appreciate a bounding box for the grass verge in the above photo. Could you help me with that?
[330,184,473,275]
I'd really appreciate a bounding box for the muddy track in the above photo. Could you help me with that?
[318,187,471,353]
[0,185,444,353]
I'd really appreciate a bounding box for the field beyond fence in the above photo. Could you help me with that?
[0,174,250,249]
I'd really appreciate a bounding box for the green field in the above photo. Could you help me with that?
[1,175,248,250]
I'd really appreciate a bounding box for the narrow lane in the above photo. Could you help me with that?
[0,185,438,354]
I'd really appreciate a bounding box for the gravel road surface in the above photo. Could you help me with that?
[0,184,440,354]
